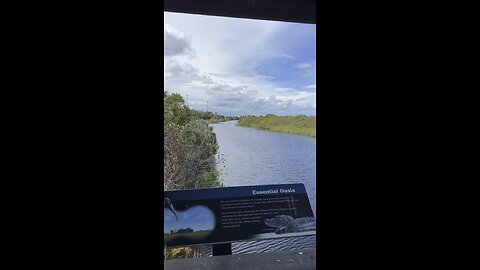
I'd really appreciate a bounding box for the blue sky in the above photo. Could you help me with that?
[164,12,316,116]
[164,206,216,234]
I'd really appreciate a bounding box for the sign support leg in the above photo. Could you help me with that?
[212,243,232,256]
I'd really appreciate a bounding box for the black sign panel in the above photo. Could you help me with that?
[164,184,316,247]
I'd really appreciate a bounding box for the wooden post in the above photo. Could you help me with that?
[212,243,232,256]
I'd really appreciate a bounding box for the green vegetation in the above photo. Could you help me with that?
[164,91,226,191]
[237,115,316,137]
[191,110,239,124]
[164,91,235,260]
[164,231,212,243]
[165,247,194,260]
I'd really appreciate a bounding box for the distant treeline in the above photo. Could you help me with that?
[191,110,239,124]
[169,228,194,234]
[237,114,316,137]
[168,228,212,235]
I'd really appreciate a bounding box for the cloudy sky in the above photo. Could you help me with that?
[164,12,316,116]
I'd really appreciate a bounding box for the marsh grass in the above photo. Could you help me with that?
[237,115,316,137]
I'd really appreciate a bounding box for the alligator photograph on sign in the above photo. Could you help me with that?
[163,184,316,247]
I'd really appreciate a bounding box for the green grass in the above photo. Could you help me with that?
[237,115,316,137]
[164,231,212,243]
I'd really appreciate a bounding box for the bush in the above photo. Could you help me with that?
[164,92,227,260]
[164,92,222,191]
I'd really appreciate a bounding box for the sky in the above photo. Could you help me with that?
[164,12,316,116]
[164,206,216,234]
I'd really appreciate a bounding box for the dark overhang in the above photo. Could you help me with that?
[164,0,316,24]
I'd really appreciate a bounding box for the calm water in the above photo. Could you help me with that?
[211,120,316,254]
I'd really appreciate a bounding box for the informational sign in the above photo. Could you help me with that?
[164,184,316,247]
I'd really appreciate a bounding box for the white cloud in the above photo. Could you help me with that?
[294,63,311,69]
[164,13,316,116]
[279,54,294,59]
[164,24,195,57]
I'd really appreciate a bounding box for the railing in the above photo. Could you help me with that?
[164,248,316,270]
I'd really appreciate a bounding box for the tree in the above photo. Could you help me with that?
[164,91,224,260]
[164,91,222,191]
[164,92,192,126]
